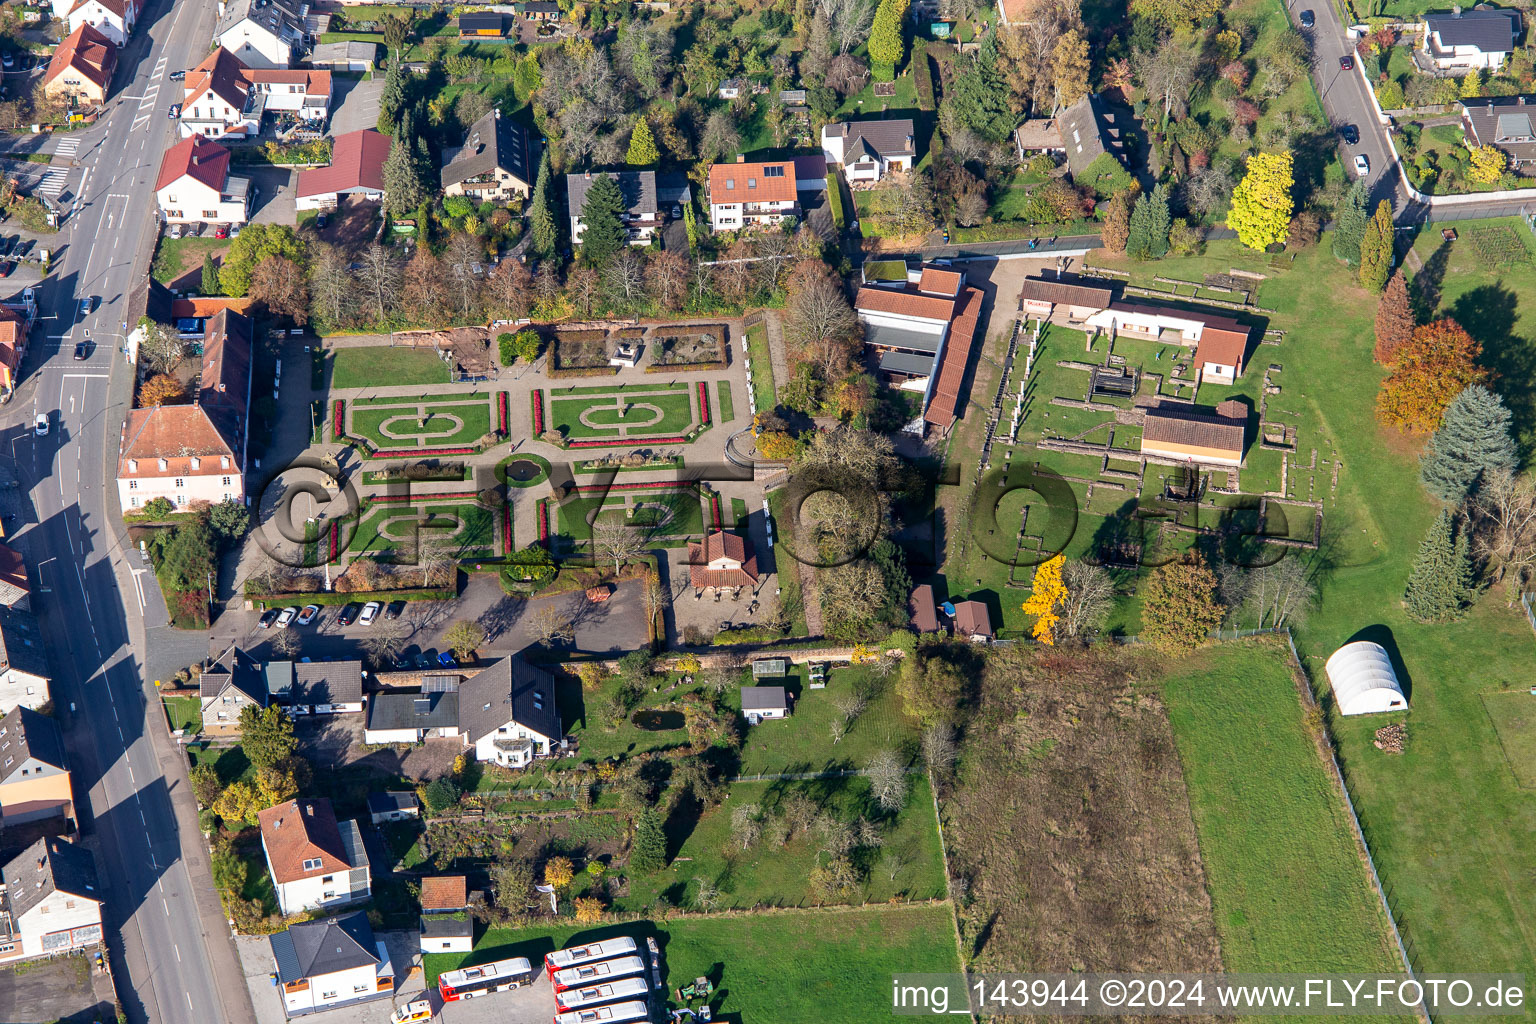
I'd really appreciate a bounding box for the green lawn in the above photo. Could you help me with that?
[348,500,498,559]
[161,695,201,734]
[555,489,705,546]
[423,904,963,1022]
[349,400,492,450]
[744,320,775,413]
[330,346,452,389]
[188,743,254,785]
[547,390,697,439]
[1161,641,1404,986]
[151,237,230,285]
[716,380,736,424]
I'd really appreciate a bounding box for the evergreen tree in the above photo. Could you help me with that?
[201,254,221,296]
[869,0,909,76]
[1403,509,1474,622]
[1100,187,1136,253]
[626,116,659,166]
[947,34,1014,142]
[1331,180,1368,266]
[1374,269,1415,364]
[1126,185,1169,260]
[1358,200,1394,292]
[529,150,557,259]
[383,108,431,215]
[1420,384,1517,503]
[630,808,667,873]
[378,60,408,136]
[578,173,627,269]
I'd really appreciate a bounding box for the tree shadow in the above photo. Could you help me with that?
[1411,240,1451,321]
[1450,282,1536,456]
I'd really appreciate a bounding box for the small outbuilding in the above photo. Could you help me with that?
[1324,641,1408,716]
[366,791,419,824]
[740,686,788,723]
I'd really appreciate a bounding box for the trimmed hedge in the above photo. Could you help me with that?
[547,364,620,378]
[645,360,726,373]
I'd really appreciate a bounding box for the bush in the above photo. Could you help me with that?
[420,778,461,814]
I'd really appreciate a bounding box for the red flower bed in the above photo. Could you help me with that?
[328,522,339,562]
[708,492,723,529]
[363,446,477,459]
[332,400,345,439]
[531,390,545,434]
[697,381,711,426]
[497,392,510,436]
[537,500,550,543]
[370,490,480,505]
[566,436,690,449]
[501,503,513,553]
[571,480,698,496]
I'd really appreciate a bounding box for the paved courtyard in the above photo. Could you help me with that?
[0,953,113,1024]
[328,77,385,137]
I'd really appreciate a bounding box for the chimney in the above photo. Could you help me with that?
[736,154,745,162]
[584,170,591,181]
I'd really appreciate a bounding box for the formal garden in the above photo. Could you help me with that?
[342,393,501,454]
[533,380,713,448]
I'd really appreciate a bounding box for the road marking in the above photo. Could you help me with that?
[175,945,181,963]
[54,137,78,159]
[162,897,168,916]
[185,993,192,1013]
[33,168,68,198]
[128,765,135,783]
[138,808,145,825]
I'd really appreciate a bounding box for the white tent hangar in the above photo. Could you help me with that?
[1325,641,1408,716]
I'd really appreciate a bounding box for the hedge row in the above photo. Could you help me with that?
[645,360,726,373]
[547,364,620,379]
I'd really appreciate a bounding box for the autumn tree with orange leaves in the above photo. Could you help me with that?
[1376,318,1490,434]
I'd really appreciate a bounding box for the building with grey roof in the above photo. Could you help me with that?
[740,685,788,722]
[1461,95,1536,166]
[1423,7,1521,70]
[0,607,49,715]
[0,837,102,962]
[457,656,560,769]
[216,0,308,68]
[441,109,532,202]
[0,705,71,825]
[308,40,378,72]
[821,118,916,182]
[566,169,661,245]
[289,660,364,715]
[363,690,459,744]
[270,911,393,1016]
[1056,94,1126,178]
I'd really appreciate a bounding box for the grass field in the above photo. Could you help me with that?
[716,380,735,424]
[151,236,230,285]
[555,488,705,545]
[1480,690,1536,789]
[744,320,775,413]
[547,389,697,439]
[349,399,492,450]
[423,903,963,1022]
[1161,640,1405,987]
[161,695,201,734]
[330,346,452,389]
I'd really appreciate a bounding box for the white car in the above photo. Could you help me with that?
[32,413,46,436]
[275,606,298,628]
[1354,154,1370,177]
[296,604,321,626]
[359,601,381,626]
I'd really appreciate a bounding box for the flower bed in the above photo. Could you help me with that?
[697,381,711,426]
[497,392,510,436]
[570,480,698,496]
[537,499,551,543]
[369,490,481,505]
[332,399,346,440]
[502,503,513,552]
[362,446,478,460]
[566,436,691,449]
[531,390,545,434]
[328,522,339,562]
[707,490,722,529]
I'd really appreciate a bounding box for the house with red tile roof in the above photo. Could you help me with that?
[0,307,29,397]
[154,134,251,227]
[178,47,331,140]
[687,530,759,591]
[707,157,798,232]
[117,310,253,513]
[63,0,140,48]
[257,798,371,915]
[42,24,116,107]
[296,129,392,211]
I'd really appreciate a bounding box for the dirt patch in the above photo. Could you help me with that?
[652,325,727,367]
[942,645,1224,978]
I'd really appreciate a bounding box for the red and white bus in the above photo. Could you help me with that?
[554,975,649,1013]
[550,956,646,993]
[437,958,535,1002]
[552,1000,651,1024]
[544,937,638,978]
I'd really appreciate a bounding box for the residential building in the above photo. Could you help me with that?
[457,11,506,37]
[117,309,253,512]
[708,157,797,231]
[64,0,140,49]
[1055,94,1126,179]
[1018,274,1116,321]
[717,77,748,99]
[1422,7,1520,71]
[740,686,788,723]
[0,706,72,825]
[155,134,251,226]
[855,264,983,433]
[0,607,49,714]
[0,838,101,963]
[42,23,117,107]
[820,118,916,183]
[909,584,940,634]
[1140,399,1249,468]
[1461,96,1536,168]
[363,658,561,769]
[1013,117,1065,163]
[419,876,470,954]
[308,40,377,73]
[0,305,31,397]
[216,0,308,68]
[791,154,828,192]
[288,660,363,715]
[270,912,393,1017]
[179,47,331,140]
[366,792,418,824]
[0,545,30,610]
[686,530,758,592]
[199,646,278,733]
[565,170,660,245]
[516,0,561,21]
[295,129,391,211]
[258,798,371,916]
[440,110,532,203]
[951,600,994,642]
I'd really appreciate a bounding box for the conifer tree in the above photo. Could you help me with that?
[1420,384,1517,503]
[1374,269,1415,364]
[529,150,557,259]
[1403,509,1474,622]
[1358,200,1394,292]
[1331,179,1368,265]
[1126,185,1170,261]
[578,173,627,270]
[626,117,659,166]
[630,808,667,873]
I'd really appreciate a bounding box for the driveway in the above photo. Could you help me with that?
[245,165,297,225]
[330,77,385,137]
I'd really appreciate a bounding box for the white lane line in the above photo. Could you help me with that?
[138,808,145,825]
[128,766,135,783]
[175,945,181,963]
[115,724,123,739]
[162,898,168,916]
[185,993,192,1013]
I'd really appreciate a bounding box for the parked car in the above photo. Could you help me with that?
[1341,123,1360,146]
[1354,153,1370,177]
[1339,54,1355,71]
[230,225,241,238]
[315,213,328,229]
[169,69,186,81]
[32,412,46,436]
[359,601,381,626]
[167,103,181,119]
[437,651,457,668]
[336,602,361,626]
[0,236,13,258]
[0,261,13,279]
[16,239,33,259]
[384,600,405,620]
[73,340,87,360]
[2,53,13,69]
[275,607,298,628]
[168,223,184,239]
[1299,8,1314,25]
[296,604,321,626]
[257,608,280,629]
[214,224,229,239]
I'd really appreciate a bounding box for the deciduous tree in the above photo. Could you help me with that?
[250,255,310,325]
[1100,187,1136,254]
[443,620,486,661]
[138,373,186,406]
[645,249,688,311]
[1059,559,1115,640]
[1140,553,1224,653]
[1052,28,1090,110]
[867,749,908,811]
[238,704,297,772]
[1472,469,1536,603]
[1374,269,1415,364]
[1376,318,1489,433]
[1021,553,1066,644]
[1228,152,1294,251]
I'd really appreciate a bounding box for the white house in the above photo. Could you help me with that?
[0,607,50,715]
[820,118,916,183]
[180,47,331,140]
[270,912,394,1016]
[64,0,139,49]
[1082,300,1251,384]
[565,170,660,246]
[257,798,371,916]
[117,310,252,513]
[419,876,471,955]
[295,129,391,211]
[740,686,788,723]
[708,157,798,232]
[1421,7,1521,71]
[216,0,308,69]
[155,135,251,227]
[1325,641,1409,716]
[0,838,101,964]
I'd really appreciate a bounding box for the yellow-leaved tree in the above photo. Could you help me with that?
[1468,145,1507,184]
[1021,554,1067,645]
[1228,151,1294,251]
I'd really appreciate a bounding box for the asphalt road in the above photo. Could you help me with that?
[2,1,255,1024]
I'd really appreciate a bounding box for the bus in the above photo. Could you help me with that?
[555,976,650,1013]
[552,1000,651,1024]
[550,956,647,993]
[544,937,639,978]
[437,958,535,1002]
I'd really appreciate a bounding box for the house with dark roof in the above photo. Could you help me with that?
[516,0,561,21]
[154,134,251,226]
[42,23,117,107]
[441,109,532,203]
[686,530,759,592]
[289,660,364,716]
[0,837,101,963]
[216,0,306,68]
[1461,95,1536,167]
[258,798,371,915]
[296,129,391,211]
[708,157,798,231]
[1423,6,1521,70]
[951,600,994,642]
[1057,94,1126,179]
[740,686,788,722]
[199,646,282,733]
[419,875,470,954]
[565,170,660,245]
[366,791,418,824]
[458,10,507,37]
[0,607,50,715]
[363,689,459,744]
[270,911,393,1016]
[0,706,72,825]
[1141,399,1249,468]
[118,309,253,513]
[821,118,916,183]
[1018,274,1117,321]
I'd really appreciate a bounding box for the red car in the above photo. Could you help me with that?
[0,261,13,278]
[1340,54,1355,70]
[214,224,229,239]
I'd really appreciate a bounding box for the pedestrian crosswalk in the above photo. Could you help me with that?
[34,169,68,198]
[53,137,78,160]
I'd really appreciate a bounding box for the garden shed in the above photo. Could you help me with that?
[1324,641,1408,716]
